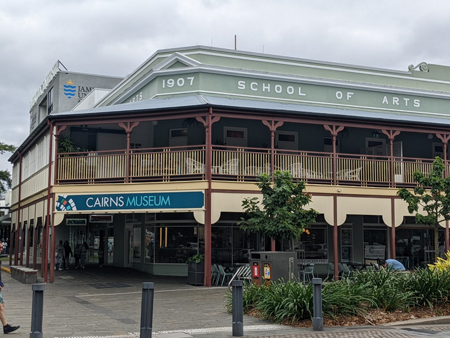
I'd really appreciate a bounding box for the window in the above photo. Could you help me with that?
[224,127,247,147]
[276,131,298,150]
[47,87,54,114]
[295,226,328,263]
[341,228,352,262]
[432,142,445,158]
[169,128,188,146]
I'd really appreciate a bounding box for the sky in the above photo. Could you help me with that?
[1,0,450,173]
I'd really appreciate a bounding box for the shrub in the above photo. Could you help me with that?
[322,279,375,317]
[406,268,450,308]
[428,251,450,272]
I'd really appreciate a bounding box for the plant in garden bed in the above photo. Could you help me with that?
[405,268,450,308]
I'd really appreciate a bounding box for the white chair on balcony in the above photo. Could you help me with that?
[186,158,205,174]
[220,158,239,175]
[289,163,321,179]
[337,167,362,180]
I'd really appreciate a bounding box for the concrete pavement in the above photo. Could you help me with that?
[0,263,449,338]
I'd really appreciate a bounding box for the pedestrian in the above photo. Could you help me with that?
[0,242,20,334]
[55,240,64,271]
[80,242,89,269]
[379,259,406,271]
[74,243,81,269]
[63,241,73,270]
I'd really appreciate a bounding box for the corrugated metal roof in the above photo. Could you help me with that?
[50,94,450,127]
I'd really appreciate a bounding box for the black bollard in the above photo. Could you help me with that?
[312,278,323,331]
[30,283,45,338]
[232,280,244,336]
[140,282,154,338]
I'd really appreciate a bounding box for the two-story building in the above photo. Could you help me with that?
[9,47,450,284]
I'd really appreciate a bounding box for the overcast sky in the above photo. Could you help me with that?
[1,0,450,173]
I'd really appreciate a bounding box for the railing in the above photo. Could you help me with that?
[58,150,126,183]
[56,145,439,187]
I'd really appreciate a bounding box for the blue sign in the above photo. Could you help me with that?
[56,191,204,212]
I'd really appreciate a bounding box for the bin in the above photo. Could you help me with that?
[251,251,297,285]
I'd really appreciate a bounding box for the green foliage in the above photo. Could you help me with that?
[322,279,375,317]
[0,143,16,154]
[405,268,450,307]
[429,251,450,272]
[58,135,78,153]
[227,267,450,324]
[0,142,15,195]
[397,157,450,228]
[186,254,204,263]
[351,269,416,312]
[239,171,319,243]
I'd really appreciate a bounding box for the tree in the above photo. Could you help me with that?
[0,142,16,195]
[239,170,318,248]
[397,157,450,260]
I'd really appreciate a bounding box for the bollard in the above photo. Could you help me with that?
[30,283,45,338]
[232,280,244,337]
[140,282,154,338]
[312,278,323,331]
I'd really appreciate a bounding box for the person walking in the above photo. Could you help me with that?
[80,242,89,269]
[0,242,19,334]
[55,240,64,271]
[63,241,73,270]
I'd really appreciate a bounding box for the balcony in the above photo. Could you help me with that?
[56,145,437,187]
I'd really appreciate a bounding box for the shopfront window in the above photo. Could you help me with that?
[295,226,328,263]
[212,223,258,265]
[154,225,202,263]
[396,227,434,268]
[363,227,387,263]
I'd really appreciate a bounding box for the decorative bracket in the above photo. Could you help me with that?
[408,62,429,72]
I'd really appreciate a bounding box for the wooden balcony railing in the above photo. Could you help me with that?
[56,145,439,187]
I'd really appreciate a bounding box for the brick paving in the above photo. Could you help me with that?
[1,263,450,337]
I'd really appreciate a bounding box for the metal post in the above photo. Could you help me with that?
[232,280,244,336]
[312,278,323,331]
[30,283,45,338]
[140,282,154,338]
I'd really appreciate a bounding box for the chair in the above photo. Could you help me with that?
[304,264,315,283]
[211,264,220,286]
[288,163,303,178]
[217,264,233,286]
[341,263,352,278]
[337,167,362,180]
[327,262,334,280]
[289,163,322,179]
[186,158,205,174]
[220,159,239,175]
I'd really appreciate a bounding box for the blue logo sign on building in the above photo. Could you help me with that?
[63,80,76,99]
[56,191,205,212]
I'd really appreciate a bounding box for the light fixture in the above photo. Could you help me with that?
[372,130,380,138]
[428,134,434,140]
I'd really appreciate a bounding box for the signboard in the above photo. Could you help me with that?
[89,215,113,223]
[66,218,87,226]
[55,191,204,212]
[364,245,386,260]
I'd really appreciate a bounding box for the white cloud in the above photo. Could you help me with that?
[2,0,450,172]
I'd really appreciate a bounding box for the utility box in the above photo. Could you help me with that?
[251,251,297,285]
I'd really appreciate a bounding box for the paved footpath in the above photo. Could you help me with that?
[1,264,450,338]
